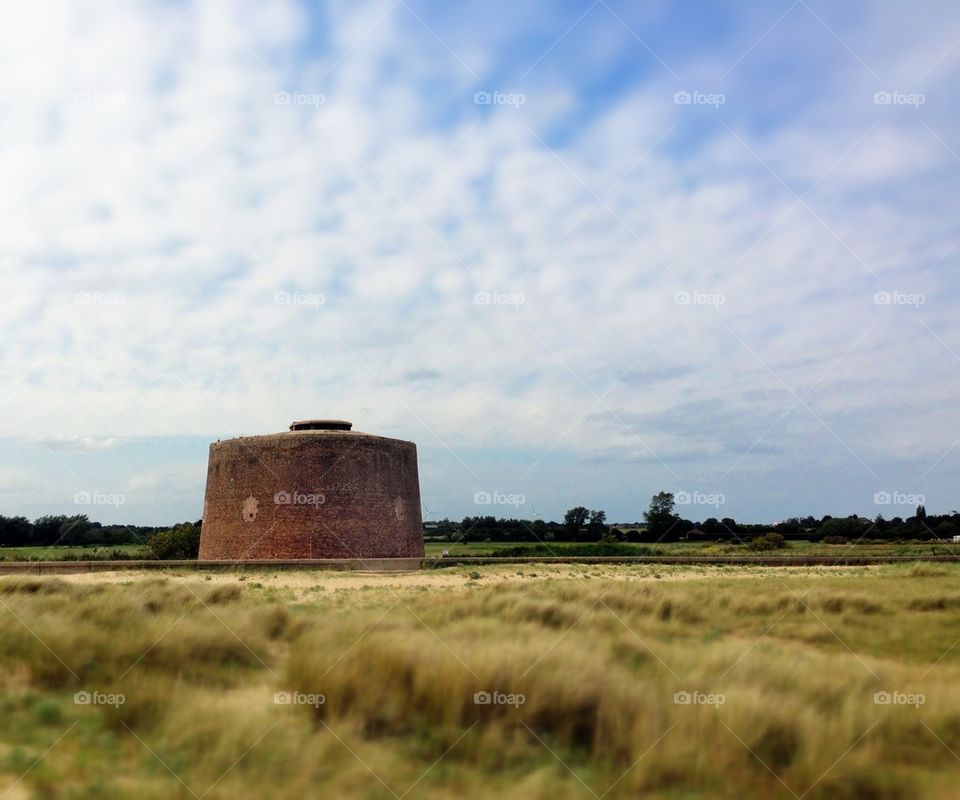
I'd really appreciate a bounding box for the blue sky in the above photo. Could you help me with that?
[0,0,958,525]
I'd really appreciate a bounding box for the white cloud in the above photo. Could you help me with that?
[0,0,957,522]
[33,436,123,452]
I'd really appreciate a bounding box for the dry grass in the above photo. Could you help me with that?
[0,564,959,798]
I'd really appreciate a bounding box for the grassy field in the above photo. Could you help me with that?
[0,545,148,562]
[423,539,958,558]
[0,539,953,563]
[2,563,960,798]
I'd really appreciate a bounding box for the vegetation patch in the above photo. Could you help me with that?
[0,567,959,797]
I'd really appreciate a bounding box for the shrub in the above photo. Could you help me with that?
[147,522,201,560]
[747,532,787,551]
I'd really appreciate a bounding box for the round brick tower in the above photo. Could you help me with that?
[198,420,424,560]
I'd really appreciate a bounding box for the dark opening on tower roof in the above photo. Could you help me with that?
[288,419,353,431]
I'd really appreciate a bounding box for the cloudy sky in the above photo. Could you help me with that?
[0,0,958,525]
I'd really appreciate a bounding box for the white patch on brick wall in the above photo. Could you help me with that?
[242,496,259,522]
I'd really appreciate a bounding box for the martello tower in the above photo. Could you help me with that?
[198,420,423,560]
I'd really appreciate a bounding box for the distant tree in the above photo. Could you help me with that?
[530,519,550,541]
[701,517,720,534]
[586,509,608,541]
[32,515,71,547]
[819,517,866,541]
[58,515,93,547]
[933,521,958,539]
[644,492,679,541]
[563,507,590,541]
[720,517,740,541]
[776,518,802,537]
[0,516,33,547]
[428,518,458,540]
[602,526,624,543]
[147,522,201,560]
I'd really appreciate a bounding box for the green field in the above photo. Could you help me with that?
[423,539,957,558]
[0,539,953,563]
[0,545,148,562]
[2,563,960,798]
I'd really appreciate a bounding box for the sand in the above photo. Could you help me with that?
[53,563,878,602]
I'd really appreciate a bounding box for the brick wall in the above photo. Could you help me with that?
[198,431,424,560]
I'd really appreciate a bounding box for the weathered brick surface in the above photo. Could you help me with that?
[198,429,424,560]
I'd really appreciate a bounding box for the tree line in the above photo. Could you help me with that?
[0,514,202,559]
[0,514,164,548]
[1,490,954,552]
[430,492,958,544]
